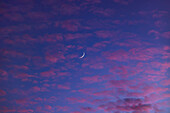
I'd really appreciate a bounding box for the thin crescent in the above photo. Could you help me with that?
[79,52,85,58]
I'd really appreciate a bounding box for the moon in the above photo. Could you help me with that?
[79,52,85,58]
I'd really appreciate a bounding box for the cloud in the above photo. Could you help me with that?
[95,30,119,38]
[81,107,95,112]
[89,7,114,16]
[161,31,170,39]
[31,86,49,92]
[108,79,135,88]
[65,33,92,40]
[45,105,52,110]
[103,49,129,61]
[57,84,70,90]
[0,109,16,113]
[81,75,103,83]
[40,70,56,77]
[93,90,115,97]
[14,73,35,80]
[152,10,168,18]
[0,1,169,113]
[67,97,87,103]
[59,4,80,15]
[98,98,152,112]
[160,79,170,86]
[113,0,133,5]
[56,106,70,112]
[18,109,34,113]
[40,34,63,43]
[61,19,81,31]
[0,69,8,80]
[0,89,6,96]
[103,47,166,62]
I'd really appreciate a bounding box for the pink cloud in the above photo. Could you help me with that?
[93,41,109,48]
[0,98,6,102]
[113,0,133,5]
[148,30,160,35]
[103,49,129,61]
[0,24,32,35]
[80,0,101,6]
[128,20,146,25]
[130,104,152,112]
[81,75,102,83]
[143,75,166,81]
[98,99,152,112]
[154,20,167,28]
[31,86,49,92]
[45,51,65,63]
[57,84,70,90]
[109,65,130,78]
[56,106,70,112]
[0,109,16,113]
[160,79,170,86]
[144,93,170,103]
[91,98,110,104]
[18,109,34,113]
[81,107,95,112]
[122,98,143,106]
[9,65,29,70]
[65,33,92,40]
[0,89,6,96]
[0,69,8,80]
[95,30,118,38]
[16,98,37,105]
[67,97,87,103]
[115,39,147,47]
[61,19,81,31]
[45,105,52,110]
[3,13,24,21]
[2,49,27,58]
[86,47,100,52]
[127,92,145,97]
[93,90,115,97]
[129,47,160,61]
[40,34,63,43]
[78,88,96,95]
[26,11,50,21]
[82,56,108,69]
[152,10,168,18]
[46,96,58,103]
[15,73,35,80]
[112,19,121,24]
[104,47,165,62]
[71,112,81,113]
[142,85,168,96]
[90,7,114,16]
[60,4,80,15]
[148,30,160,39]
[161,31,170,39]
[108,79,135,88]
[56,72,70,77]
[32,86,41,92]
[163,46,170,50]
[90,63,105,69]
[34,96,58,103]
[40,70,56,77]
[34,97,43,101]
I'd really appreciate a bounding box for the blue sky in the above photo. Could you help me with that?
[0,0,170,113]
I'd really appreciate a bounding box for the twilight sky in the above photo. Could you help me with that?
[0,0,170,113]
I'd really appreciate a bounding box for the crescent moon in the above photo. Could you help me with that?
[79,52,85,58]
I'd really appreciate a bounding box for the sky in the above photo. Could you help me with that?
[0,0,170,113]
